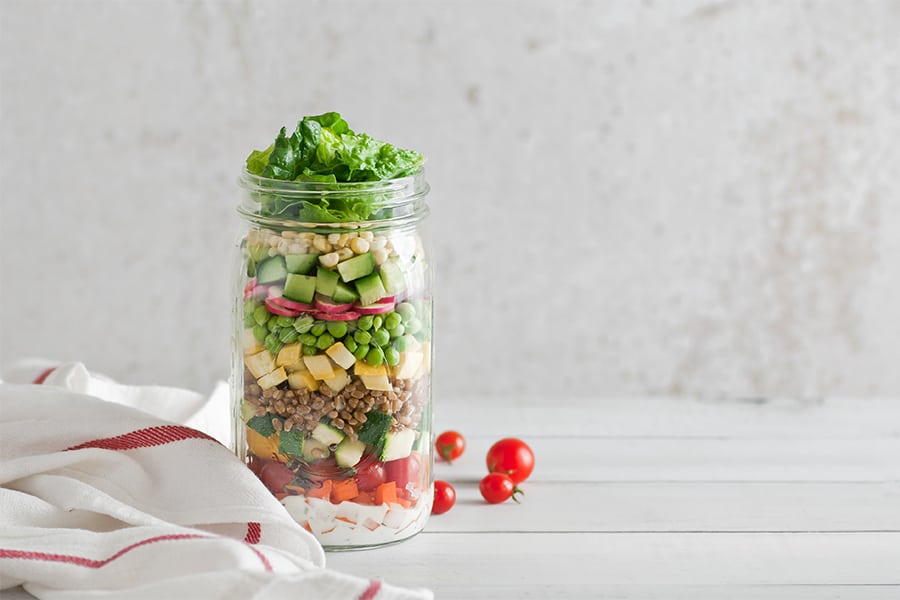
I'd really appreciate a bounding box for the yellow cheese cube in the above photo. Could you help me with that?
[275,343,301,367]
[257,367,287,390]
[322,367,351,393]
[325,342,356,370]
[284,360,308,374]
[242,329,264,355]
[302,354,335,380]
[354,361,387,377]
[360,374,392,392]
[394,351,423,379]
[288,370,320,391]
[245,350,276,379]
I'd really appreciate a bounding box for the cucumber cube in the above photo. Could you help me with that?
[316,267,340,297]
[337,252,375,282]
[285,253,320,274]
[283,274,316,303]
[355,273,387,306]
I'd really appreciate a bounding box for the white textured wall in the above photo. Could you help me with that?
[2,0,899,399]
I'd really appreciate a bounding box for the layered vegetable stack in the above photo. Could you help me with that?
[236,114,433,545]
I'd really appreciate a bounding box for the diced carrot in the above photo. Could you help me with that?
[352,491,375,505]
[302,521,312,533]
[331,479,359,504]
[375,481,397,505]
[335,516,356,525]
[395,497,412,509]
[285,485,307,496]
[306,480,333,500]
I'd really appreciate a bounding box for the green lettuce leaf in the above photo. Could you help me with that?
[244,112,424,221]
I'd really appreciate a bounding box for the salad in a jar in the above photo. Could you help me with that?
[234,113,433,548]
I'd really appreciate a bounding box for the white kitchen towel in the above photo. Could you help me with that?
[0,361,432,600]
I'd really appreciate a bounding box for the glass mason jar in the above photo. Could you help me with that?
[231,170,433,550]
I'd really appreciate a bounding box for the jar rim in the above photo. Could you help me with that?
[236,168,429,229]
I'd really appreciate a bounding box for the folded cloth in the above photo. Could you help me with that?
[0,361,432,600]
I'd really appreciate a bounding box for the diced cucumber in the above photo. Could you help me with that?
[378,258,407,296]
[335,437,366,468]
[316,267,340,297]
[311,422,345,446]
[285,253,320,274]
[301,437,331,461]
[379,428,416,462]
[256,256,287,284]
[355,273,387,306]
[332,280,359,304]
[283,274,316,303]
[337,252,374,282]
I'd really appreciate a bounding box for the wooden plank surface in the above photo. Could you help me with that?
[326,396,900,598]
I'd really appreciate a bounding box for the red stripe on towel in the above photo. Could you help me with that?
[65,425,218,451]
[244,522,261,544]
[0,533,273,573]
[0,534,205,568]
[359,579,382,600]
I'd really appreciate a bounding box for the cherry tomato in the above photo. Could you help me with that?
[479,472,523,504]
[384,453,422,490]
[259,461,294,494]
[432,480,456,515]
[355,461,385,492]
[435,430,466,463]
[485,438,534,484]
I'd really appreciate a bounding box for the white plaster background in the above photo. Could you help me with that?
[1,0,898,399]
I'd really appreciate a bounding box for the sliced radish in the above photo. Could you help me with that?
[314,293,356,314]
[313,310,360,321]
[377,296,396,304]
[354,301,395,315]
[243,279,258,300]
[271,295,315,312]
[250,285,270,300]
[264,299,303,317]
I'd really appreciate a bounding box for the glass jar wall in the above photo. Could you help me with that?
[232,170,433,549]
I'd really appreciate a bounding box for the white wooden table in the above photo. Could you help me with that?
[328,396,900,599]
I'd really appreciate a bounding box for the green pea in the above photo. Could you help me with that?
[302,344,318,356]
[354,330,372,345]
[311,323,326,337]
[384,346,400,366]
[384,312,402,330]
[404,317,422,334]
[353,344,370,360]
[253,305,270,326]
[276,315,294,327]
[387,323,405,339]
[366,346,384,366]
[279,328,299,343]
[244,299,260,315]
[326,321,348,338]
[243,311,257,328]
[372,315,383,330]
[344,337,358,353]
[358,315,374,331]
[267,319,279,332]
[299,333,317,346]
[396,302,416,322]
[293,316,314,334]
[316,333,335,350]
[253,324,268,341]
[372,328,390,347]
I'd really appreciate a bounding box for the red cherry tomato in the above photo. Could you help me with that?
[355,461,385,492]
[384,453,422,490]
[432,480,456,515]
[435,430,466,463]
[259,461,294,494]
[485,438,534,484]
[479,472,522,504]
